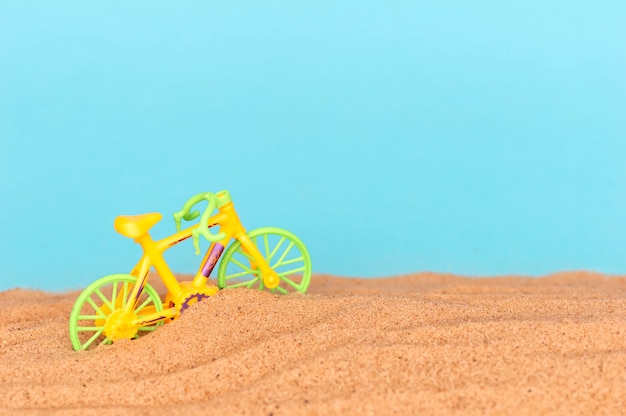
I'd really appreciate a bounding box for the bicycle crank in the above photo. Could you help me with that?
[104,310,139,341]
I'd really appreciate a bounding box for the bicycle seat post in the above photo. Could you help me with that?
[114,213,182,298]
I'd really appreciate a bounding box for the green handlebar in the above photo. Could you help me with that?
[174,193,205,231]
[173,192,226,255]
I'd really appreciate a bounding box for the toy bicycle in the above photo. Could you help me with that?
[68,190,312,351]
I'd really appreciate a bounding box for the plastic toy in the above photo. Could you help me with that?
[68,190,312,351]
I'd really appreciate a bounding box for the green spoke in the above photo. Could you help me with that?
[137,326,159,332]
[268,237,286,262]
[279,266,306,276]
[236,247,255,262]
[263,235,270,258]
[280,275,301,290]
[272,242,295,268]
[77,325,100,331]
[94,289,113,310]
[111,281,118,308]
[100,337,112,346]
[227,277,259,288]
[274,256,304,268]
[230,257,254,274]
[225,270,257,280]
[86,297,106,317]
[78,315,106,320]
[273,286,288,294]
[82,328,104,350]
[135,296,154,314]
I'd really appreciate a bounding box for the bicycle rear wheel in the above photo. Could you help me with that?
[217,227,312,294]
[68,274,163,351]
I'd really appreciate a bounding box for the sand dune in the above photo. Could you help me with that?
[1,272,625,415]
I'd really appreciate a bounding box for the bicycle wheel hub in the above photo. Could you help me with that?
[263,271,280,289]
[104,310,138,341]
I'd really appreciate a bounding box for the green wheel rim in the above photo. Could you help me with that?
[68,274,163,351]
[217,227,312,294]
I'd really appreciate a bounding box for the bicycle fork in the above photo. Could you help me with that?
[236,232,281,289]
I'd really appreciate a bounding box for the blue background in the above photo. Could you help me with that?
[1,1,625,291]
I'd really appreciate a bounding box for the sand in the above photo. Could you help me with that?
[0,271,625,415]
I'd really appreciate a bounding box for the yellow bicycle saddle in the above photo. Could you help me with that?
[114,213,162,239]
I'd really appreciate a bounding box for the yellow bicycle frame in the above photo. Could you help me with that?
[122,197,279,326]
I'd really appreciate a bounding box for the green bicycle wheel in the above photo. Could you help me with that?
[217,227,312,294]
[68,274,163,351]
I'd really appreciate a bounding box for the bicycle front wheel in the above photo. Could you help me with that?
[217,227,312,294]
[68,274,163,351]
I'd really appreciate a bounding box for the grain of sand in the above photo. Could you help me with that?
[1,272,625,415]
